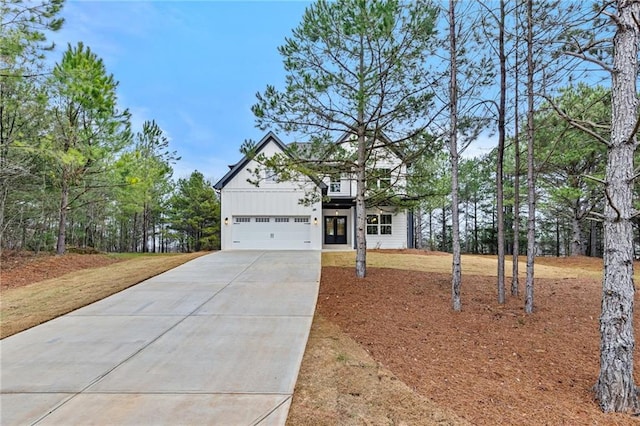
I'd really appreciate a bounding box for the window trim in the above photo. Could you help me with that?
[366,214,379,235]
[366,213,392,235]
[329,174,342,193]
[378,168,391,189]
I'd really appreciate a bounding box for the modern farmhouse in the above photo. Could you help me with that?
[214,132,415,250]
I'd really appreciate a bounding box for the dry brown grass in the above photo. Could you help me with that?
[322,250,640,281]
[0,252,206,338]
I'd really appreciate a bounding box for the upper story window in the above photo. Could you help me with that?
[264,168,277,182]
[378,169,391,188]
[368,168,392,190]
[329,174,341,193]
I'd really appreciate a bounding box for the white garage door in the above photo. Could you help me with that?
[231,216,312,249]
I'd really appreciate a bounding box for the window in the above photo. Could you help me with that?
[234,217,251,223]
[294,217,310,223]
[264,168,277,182]
[329,174,341,193]
[255,217,270,223]
[367,168,392,190]
[366,214,392,235]
[275,217,289,223]
[366,215,378,235]
[378,169,391,188]
[380,214,392,234]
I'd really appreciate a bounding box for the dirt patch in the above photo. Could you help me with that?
[314,264,639,425]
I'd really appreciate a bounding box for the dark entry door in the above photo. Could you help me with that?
[324,216,347,244]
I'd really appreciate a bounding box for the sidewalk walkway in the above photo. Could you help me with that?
[1,250,320,426]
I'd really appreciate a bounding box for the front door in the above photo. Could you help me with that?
[324,216,347,244]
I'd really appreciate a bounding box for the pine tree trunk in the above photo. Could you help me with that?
[355,127,367,278]
[474,200,479,254]
[496,0,507,304]
[143,202,149,253]
[151,220,156,253]
[570,216,584,256]
[511,1,521,297]
[589,220,598,257]
[464,200,470,253]
[415,208,423,249]
[429,210,434,250]
[449,0,461,311]
[441,203,447,251]
[55,179,69,255]
[595,0,639,412]
[524,0,535,314]
[132,212,138,252]
[556,218,561,257]
[355,31,367,279]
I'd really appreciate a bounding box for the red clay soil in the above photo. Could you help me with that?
[0,251,123,291]
[317,265,640,425]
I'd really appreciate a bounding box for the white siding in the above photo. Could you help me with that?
[325,175,354,198]
[365,208,408,249]
[219,138,322,250]
[325,137,407,197]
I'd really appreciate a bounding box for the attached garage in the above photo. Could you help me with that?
[231,216,312,250]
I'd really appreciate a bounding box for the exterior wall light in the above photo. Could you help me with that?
[224,217,229,225]
[314,217,318,225]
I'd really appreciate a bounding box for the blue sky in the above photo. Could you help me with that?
[47,0,496,183]
[47,0,312,182]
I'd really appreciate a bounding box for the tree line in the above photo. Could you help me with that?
[1,0,220,254]
[416,84,636,260]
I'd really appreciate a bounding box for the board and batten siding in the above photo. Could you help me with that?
[218,138,322,250]
[223,190,318,217]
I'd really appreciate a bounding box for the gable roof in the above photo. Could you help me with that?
[214,132,327,191]
[334,129,407,162]
[214,131,288,190]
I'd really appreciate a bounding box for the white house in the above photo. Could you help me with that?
[214,132,415,250]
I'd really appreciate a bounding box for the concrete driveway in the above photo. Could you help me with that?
[1,250,320,425]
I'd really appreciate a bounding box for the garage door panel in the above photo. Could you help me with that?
[232,217,311,250]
